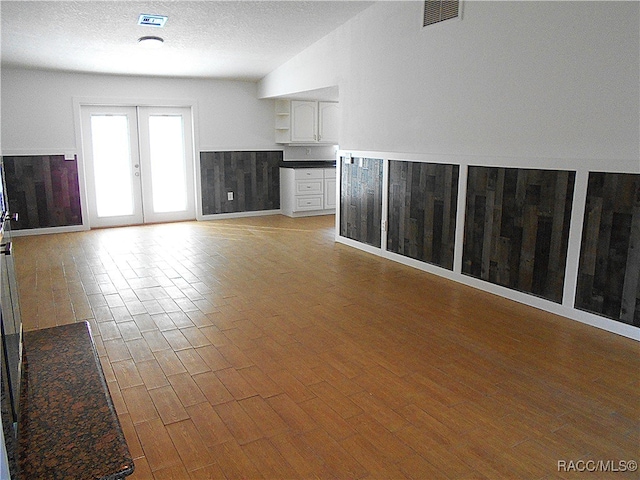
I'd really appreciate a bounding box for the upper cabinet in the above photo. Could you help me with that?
[275,100,339,144]
[291,101,317,143]
[318,102,339,144]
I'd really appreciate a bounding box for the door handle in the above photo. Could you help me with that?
[0,242,12,256]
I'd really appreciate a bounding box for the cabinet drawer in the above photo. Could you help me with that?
[295,196,323,211]
[295,168,324,180]
[295,180,323,195]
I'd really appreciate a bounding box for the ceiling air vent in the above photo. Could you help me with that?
[138,14,168,28]
[423,0,460,27]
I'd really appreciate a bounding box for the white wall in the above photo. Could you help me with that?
[259,1,640,169]
[1,68,277,153]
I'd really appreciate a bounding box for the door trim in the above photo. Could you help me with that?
[73,97,199,229]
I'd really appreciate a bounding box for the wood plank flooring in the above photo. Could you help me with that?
[13,215,639,479]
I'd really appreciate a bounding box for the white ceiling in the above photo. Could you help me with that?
[0,1,372,81]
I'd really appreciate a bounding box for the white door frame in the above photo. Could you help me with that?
[73,97,199,229]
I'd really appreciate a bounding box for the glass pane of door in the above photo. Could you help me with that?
[138,106,195,224]
[90,115,136,217]
[148,115,187,213]
[81,105,143,228]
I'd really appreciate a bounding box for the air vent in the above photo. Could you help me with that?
[138,14,168,27]
[423,0,460,27]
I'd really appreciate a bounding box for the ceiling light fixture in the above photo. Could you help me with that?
[138,36,164,48]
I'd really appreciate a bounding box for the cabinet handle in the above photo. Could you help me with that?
[0,242,12,256]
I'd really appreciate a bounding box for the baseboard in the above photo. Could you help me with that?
[282,209,335,218]
[9,225,89,237]
[198,209,282,221]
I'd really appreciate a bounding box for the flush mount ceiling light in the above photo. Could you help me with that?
[138,36,164,48]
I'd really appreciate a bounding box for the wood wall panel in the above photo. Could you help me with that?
[340,157,383,248]
[387,160,459,270]
[2,155,82,229]
[200,151,282,215]
[576,173,640,327]
[463,166,575,303]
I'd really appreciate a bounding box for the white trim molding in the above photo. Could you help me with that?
[9,225,89,237]
[335,148,640,341]
[198,209,282,222]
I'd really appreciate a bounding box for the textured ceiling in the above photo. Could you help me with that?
[0,1,373,81]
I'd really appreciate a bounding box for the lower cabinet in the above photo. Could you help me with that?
[280,167,336,217]
[324,170,337,210]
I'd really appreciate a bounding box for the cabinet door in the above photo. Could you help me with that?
[290,101,317,142]
[324,168,337,209]
[318,102,339,144]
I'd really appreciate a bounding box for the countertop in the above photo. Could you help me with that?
[18,322,134,480]
[280,160,336,169]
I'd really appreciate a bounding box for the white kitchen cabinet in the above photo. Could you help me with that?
[323,168,337,210]
[275,100,339,144]
[290,101,317,143]
[318,102,340,144]
[280,167,336,217]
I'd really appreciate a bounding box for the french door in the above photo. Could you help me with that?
[81,105,195,228]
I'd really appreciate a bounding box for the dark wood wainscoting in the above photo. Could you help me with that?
[463,166,575,303]
[2,155,82,229]
[200,151,282,215]
[340,157,383,248]
[576,172,640,326]
[387,160,459,270]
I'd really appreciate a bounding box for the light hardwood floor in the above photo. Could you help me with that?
[13,215,639,479]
